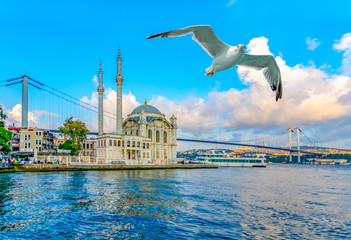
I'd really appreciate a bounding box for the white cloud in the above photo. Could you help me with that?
[333,33,351,76]
[151,36,351,148]
[306,37,320,51]
[92,75,98,87]
[4,104,60,129]
[227,0,236,7]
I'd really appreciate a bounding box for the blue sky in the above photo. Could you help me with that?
[1,0,351,149]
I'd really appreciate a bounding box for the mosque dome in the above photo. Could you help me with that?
[131,104,161,114]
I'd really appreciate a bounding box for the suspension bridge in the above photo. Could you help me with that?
[1,74,342,162]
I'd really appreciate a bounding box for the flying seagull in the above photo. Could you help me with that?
[147,25,282,101]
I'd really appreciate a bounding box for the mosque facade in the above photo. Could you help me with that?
[94,47,177,164]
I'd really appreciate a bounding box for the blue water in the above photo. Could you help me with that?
[0,164,350,239]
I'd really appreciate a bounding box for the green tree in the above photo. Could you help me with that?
[0,105,12,154]
[58,140,79,156]
[58,117,89,155]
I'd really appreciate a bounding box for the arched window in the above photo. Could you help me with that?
[118,140,121,147]
[156,130,160,142]
[147,143,149,149]
[127,141,130,147]
[132,141,135,147]
[122,141,124,147]
[163,131,167,143]
[148,130,152,139]
[143,143,145,149]
[114,140,116,146]
[130,131,132,135]
[137,141,140,148]
[136,130,139,136]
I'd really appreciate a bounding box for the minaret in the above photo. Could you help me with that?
[170,113,178,158]
[115,46,124,134]
[97,60,104,135]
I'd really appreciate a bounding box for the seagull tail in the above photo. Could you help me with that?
[205,66,215,75]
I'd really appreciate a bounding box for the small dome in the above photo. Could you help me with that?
[131,104,161,114]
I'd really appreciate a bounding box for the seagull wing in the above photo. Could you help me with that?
[238,54,282,101]
[147,25,230,58]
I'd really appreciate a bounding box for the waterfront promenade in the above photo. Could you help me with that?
[7,163,217,172]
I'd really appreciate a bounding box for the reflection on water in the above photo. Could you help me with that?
[0,165,351,239]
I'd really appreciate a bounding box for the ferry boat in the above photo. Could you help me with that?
[191,150,267,167]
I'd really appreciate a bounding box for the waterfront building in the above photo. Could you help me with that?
[94,47,178,164]
[53,136,67,149]
[81,139,96,157]
[8,126,21,152]
[19,128,54,153]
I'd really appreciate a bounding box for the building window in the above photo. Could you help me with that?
[87,144,89,149]
[118,140,121,147]
[25,142,27,148]
[143,143,145,149]
[143,152,145,158]
[127,141,130,147]
[147,152,149,158]
[122,141,124,147]
[125,131,127,135]
[83,143,86,148]
[156,150,159,159]
[136,130,139,136]
[148,130,152,139]
[104,140,106,146]
[164,131,167,143]
[28,135,31,140]
[28,143,31,148]
[114,140,116,146]
[39,147,41,151]
[25,135,28,141]
[156,131,160,142]
[137,141,140,148]
[109,140,112,146]
[130,131,133,135]
[36,139,38,145]
[132,141,135,147]
[147,143,149,149]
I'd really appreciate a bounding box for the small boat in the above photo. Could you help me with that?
[190,150,267,167]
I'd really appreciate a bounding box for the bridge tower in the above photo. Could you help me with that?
[288,127,301,163]
[22,75,29,129]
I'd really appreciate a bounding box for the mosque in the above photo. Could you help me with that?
[94,47,178,164]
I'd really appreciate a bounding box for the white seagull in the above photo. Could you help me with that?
[147,25,282,101]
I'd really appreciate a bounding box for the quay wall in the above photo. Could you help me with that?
[13,163,217,172]
[0,168,15,173]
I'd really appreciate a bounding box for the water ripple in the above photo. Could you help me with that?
[0,165,350,239]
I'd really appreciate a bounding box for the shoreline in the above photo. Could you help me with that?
[8,163,217,172]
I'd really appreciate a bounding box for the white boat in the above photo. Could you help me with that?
[191,150,267,167]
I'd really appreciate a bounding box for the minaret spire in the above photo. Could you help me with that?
[115,45,124,134]
[97,60,104,135]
